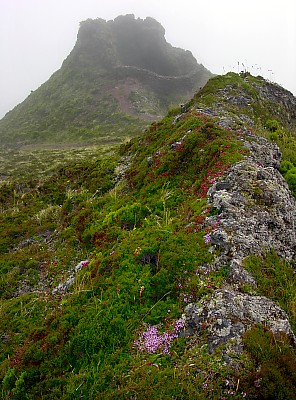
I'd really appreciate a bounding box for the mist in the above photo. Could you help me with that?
[1,0,295,119]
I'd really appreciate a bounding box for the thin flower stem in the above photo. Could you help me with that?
[140,291,172,323]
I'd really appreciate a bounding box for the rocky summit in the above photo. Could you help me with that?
[0,71,296,399]
[0,15,212,148]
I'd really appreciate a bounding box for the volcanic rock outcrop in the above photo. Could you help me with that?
[184,95,296,359]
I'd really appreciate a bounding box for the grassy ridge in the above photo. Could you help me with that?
[0,73,295,399]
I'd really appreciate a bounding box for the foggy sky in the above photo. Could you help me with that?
[1,0,295,119]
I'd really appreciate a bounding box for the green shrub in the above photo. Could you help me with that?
[280,160,294,175]
[285,167,296,194]
[242,326,296,400]
[265,119,280,132]
[2,368,17,392]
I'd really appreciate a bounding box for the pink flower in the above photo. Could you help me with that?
[134,319,184,355]
[204,233,211,244]
[81,260,89,267]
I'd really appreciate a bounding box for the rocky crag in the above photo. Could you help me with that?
[0,15,212,148]
[184,109,296,356]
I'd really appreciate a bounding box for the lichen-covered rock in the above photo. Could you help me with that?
[243,134,282,168]
[184,289,295,354]
[208,158,296,261]
[115,154,133,182]
[252,81,296,125]
[228,257,257,286]
[52,260,88,295]
[184,111,296,357]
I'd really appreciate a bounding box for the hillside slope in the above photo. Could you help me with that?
[0,15,212,148]
[0,72,296,399]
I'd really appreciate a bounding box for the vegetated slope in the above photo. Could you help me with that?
[0,14,212,149]
[0,72,296,399]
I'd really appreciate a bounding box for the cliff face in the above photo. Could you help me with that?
[0,73,296,398]
[69,15,198,76]
[0,15,212,148]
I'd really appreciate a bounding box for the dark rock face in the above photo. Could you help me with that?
[71,15,212,107]
[0,14,212,147]
[73,15,199,76]
[215,181,232,191]
[254,82,296,125]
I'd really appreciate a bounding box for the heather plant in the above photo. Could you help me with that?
[241,326,296,400]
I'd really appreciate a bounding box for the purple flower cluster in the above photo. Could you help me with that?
[201,265,211,275]
[181,292,194,304]
[134,319,185,355]
[178,274,194,303]
[195,266,210,276]
[204,232,212,244]
[81,259,90,267]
